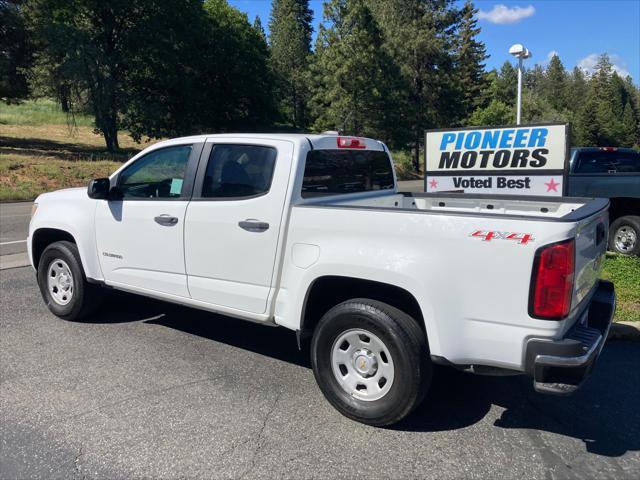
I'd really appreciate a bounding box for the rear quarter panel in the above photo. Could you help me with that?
[275,205,584,370]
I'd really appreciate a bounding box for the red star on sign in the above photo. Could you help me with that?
[545,178,560,192]
[429,178,438,189]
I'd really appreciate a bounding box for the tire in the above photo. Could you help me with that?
[609,215,640,256]
[37,241,102,321]
[311,298,431,426]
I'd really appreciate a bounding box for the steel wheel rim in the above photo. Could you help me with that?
[47,259,74,306]
[331,328,395,402]
[614,226,637,253]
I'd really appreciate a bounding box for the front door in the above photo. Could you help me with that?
[184,139,294,314]
[96,143,200,297]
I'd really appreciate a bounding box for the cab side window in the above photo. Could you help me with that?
[201,145,277,198]
[118,145,192,199]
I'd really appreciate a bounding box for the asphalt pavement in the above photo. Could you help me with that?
[0,202,31,269]
[1,266,639,479]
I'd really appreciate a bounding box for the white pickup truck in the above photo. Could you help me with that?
[29,134,616,426]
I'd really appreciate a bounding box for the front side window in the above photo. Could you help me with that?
[301,150,394,198]
[119,145,192,199]
[201,144,277,198]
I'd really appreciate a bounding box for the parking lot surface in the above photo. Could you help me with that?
[1,266,639,479]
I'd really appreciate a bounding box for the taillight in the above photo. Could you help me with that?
[599,147,618,152]
[337,137,366,149]
[529,239,575,319]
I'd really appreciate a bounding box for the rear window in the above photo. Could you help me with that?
[301,150,394,198]
[574,150,640,173]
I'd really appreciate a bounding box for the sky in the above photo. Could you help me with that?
[229,0,640,82]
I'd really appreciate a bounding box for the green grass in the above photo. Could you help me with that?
[0,154,122,201]
[602,253,640,322]
[0,99,94,127]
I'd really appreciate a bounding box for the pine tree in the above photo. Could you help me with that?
[621,101,639,147]
[268,0,313,128]
[495,61,518,106]
[575,88,599,146]
[309,0,409,146]
[543,54,568,111]
[455,1,488,122]
[567,66,588,111]
[253,16,267,43]
[525,64,545,93]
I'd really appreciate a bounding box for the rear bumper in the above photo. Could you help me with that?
[524,280,616,395]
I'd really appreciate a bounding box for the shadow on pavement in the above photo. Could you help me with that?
[91,293,640,458]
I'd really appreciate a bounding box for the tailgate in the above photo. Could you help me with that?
[573,208,609,308]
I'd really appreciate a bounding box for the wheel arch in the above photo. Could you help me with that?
[608,197,640,222]
[31,228,78,270]
[299,275,428,350]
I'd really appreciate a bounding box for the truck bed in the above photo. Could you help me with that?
[299,191,609,222]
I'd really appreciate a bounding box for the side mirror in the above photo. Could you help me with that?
[87,178,110,199]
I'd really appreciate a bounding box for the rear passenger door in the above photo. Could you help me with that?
[184,139,294,314]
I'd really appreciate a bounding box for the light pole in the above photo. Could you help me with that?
[509,44,532,125]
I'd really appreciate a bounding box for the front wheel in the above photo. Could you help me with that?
[609,215,640,256]
[311,299,431,426]
[37,241,102,321]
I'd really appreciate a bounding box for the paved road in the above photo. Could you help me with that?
[0,202,31,269]
[1,266,639,479]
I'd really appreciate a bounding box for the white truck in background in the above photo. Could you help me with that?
[28,134,615,426]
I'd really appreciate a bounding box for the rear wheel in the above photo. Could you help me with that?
[609,215,640,256]
[37,241,102,321]
[311,298,431,426]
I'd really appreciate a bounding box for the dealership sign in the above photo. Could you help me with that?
[425,124,568,196]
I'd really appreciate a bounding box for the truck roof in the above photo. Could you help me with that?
[150,133,386,151]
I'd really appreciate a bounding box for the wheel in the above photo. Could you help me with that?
[37,241,101,321]
[609,215,640,256]
[311,298,431,426]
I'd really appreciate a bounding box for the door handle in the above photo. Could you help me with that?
[238,219,269,232]
[154,214,179,226]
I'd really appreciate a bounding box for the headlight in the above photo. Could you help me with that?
[30,203,38,219]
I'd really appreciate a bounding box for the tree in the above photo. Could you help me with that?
[25,0,276,150]
[25,0,204,151]
[468,99,513,126]
[567,66,588,111]
[495,61,517,106]
[542,54,568,111]
[454,0,488,122]
[253,15,266,43]
[269,0,313,128]
[309,0,409,147]
[368,0,461,171]
[525,64,545,94]
[0,0,31,101]
[621,101,638,147]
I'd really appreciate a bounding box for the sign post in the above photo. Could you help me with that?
[425,123,569,197]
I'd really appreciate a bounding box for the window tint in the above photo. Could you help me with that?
[575,151,640,173]
[301,150,394,198]
[119,145,192,199]
[201,145,277,198]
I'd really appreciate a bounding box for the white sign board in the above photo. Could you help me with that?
[425,124,568,196]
